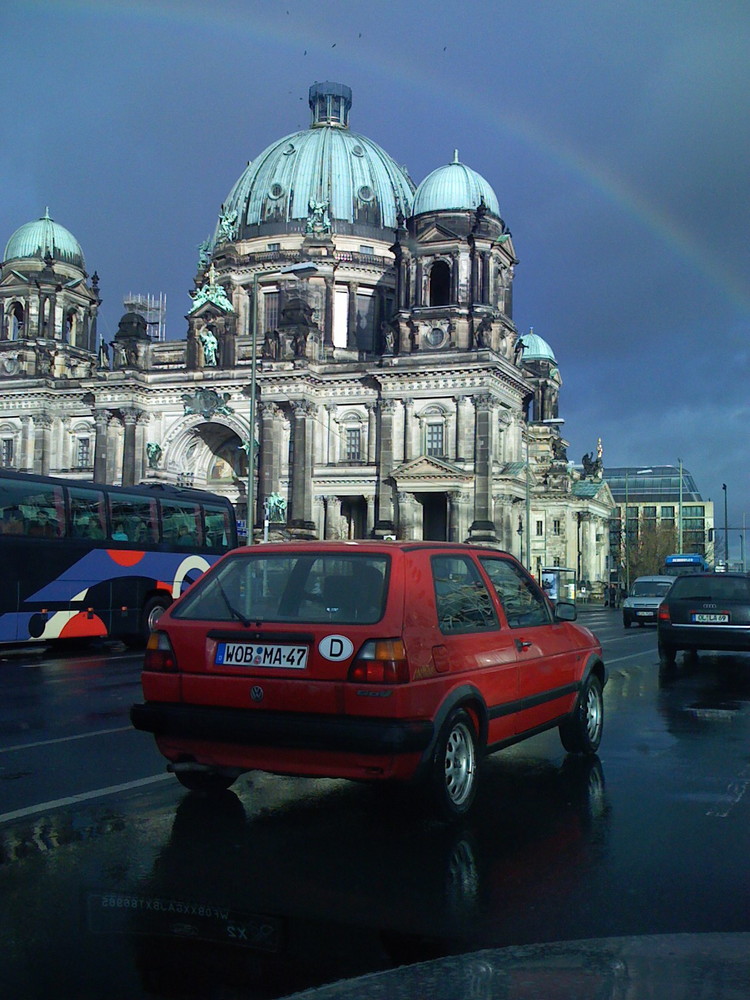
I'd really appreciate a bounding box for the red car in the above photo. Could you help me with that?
[131,541,606,818]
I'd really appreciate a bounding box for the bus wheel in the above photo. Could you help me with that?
[142,596,171,637]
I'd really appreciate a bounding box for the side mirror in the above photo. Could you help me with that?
[554,600,577,622]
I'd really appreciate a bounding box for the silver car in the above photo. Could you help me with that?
[623,576,673,627]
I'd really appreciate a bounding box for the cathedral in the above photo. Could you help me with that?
[0,81,613,587]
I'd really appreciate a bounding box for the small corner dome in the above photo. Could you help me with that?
[520,330,556,362]
[4,209,85,269]
[412,151,501,216]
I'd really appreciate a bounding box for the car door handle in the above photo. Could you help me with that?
[515,639,532,651]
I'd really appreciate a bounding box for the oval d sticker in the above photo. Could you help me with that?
[319,635,354,661]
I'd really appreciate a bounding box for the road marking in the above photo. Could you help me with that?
[0,725,133,754]
[604,651,655,665]
[0,773,173,825]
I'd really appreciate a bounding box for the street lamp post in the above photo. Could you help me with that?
[723,482,728,566]
[245,261,320,541]
[678,457,683,553]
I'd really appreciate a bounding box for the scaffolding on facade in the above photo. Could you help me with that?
[123,292,167,341]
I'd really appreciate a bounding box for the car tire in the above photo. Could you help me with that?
[431,709,479,820]
[658,641,676,666]
[623,619,631,628]
[559,673,603,755]
[174,770,236,794]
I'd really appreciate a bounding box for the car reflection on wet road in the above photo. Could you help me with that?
[1,610,749,999]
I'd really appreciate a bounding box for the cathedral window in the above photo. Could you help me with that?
[264,291,279,332]
[345,426,362,462]
[1,439,14,468]
[10,302,24,339]
[428,260,451,306]
[355,294,376,352]
[536,519,544,536]
[426,421,444,458]
[75,437,91,469]
[553,519,561,535]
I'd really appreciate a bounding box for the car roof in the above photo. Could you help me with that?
[233,540,514,556]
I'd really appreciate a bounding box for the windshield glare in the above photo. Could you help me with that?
[173,552,389,624]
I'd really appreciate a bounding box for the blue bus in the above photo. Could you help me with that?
[662,553,709,577]
[0,470,237,644]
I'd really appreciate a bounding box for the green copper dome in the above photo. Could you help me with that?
[412,151,501,216]
[4,209,85,269]
[520,330,556,362]
[217,82,415,241]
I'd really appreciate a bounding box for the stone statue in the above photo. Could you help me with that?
[216,206,238,243]
[197,238,212,271]
[474,315,492,348]
[581,451,603,479]
[265,492,287,522]
[262,329,280,360]
[305,198,330,235]
[199,328,219,366]
[552,437,568,462]
[146,442,162,469]
[98,341,110,370]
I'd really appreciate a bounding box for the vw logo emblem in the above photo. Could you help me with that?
[250,685,264,702]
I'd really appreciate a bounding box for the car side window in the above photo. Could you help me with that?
[431,555,498,634]
[479,557,552,628]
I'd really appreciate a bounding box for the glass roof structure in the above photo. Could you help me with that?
[604,466,704,504]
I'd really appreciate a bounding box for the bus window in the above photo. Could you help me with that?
[159,500,202,547]
[204,503,234,551]
[108,494,158,544]
[0,479,65,538]
[69,487,106,539]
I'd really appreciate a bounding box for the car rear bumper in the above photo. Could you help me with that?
[131,701,434,755]
[657,624,750,653]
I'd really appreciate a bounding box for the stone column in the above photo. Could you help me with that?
[366,403,377,464]
[374,398,396,534]
[259,402,283,515]
[468,393,497,542]
[121,408,139,486]
[20,416,32,472]
[34,414,53,475]
[415,260,424,306]
[397,491,420,540]
[93,409,111,483]
[324,403,336,465]
[403,398,414,462]
[324,277,335,349]
[347,282,357,350]
[289,400,316,532]
[59,416,71,471]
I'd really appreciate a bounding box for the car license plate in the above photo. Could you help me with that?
[215,642,308,668]
[636,611,651,616]
[692,613,729,623]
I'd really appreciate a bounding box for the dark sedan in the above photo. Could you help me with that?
[657,572,750,666]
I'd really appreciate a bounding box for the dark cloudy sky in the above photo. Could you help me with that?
[3,0,749,551]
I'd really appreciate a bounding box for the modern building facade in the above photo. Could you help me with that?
[604,465,715,574]
[0,82,613,586]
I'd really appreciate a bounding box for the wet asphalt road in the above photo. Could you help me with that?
[1,609,749,999]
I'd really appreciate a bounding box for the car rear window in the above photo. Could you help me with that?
[632,581,672,597]
[171,551,389,624]
[670,576,750,602]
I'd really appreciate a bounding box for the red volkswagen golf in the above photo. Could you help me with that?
[131,541,606,818]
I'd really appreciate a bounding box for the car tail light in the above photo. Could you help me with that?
[348,639,409,684]
[658,603,671,623]
[144,631,178,672]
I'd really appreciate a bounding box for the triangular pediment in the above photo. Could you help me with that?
[418,222,461,244]
[392,454,469,483]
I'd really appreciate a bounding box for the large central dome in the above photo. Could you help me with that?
[218,82,415,240]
